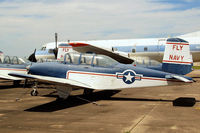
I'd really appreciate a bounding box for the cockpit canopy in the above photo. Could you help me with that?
[63,53,119,67]
[0,56,27,64]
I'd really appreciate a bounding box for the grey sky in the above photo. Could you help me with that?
[0,0,200,56]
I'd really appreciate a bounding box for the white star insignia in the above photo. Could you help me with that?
[124,72,134,82]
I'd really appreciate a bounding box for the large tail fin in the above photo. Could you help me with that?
[57,43,74,60]
[162,38,193,75]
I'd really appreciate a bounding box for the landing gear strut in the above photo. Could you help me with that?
[83,89,94,95]
[13,80,21,87]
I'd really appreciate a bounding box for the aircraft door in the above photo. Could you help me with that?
[158,38,166,52]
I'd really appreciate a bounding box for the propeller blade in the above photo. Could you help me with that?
[28,49,37,62]
[53,48,58,59]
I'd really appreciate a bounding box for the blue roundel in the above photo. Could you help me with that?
[122,71,136,84]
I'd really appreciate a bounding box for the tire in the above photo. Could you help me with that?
[13,80,21,87]
[30,89,38,96]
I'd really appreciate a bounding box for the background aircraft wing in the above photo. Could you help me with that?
[69,42,134,64]
[9,73,92,89]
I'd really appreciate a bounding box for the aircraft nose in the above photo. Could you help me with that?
[29,63,44,75]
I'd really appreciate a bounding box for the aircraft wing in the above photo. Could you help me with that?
[0,71,25,80]
[69,42,134,64]
[8,73,92,89]
[0,74,23,80]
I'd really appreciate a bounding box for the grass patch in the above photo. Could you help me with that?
[193,66,200,70]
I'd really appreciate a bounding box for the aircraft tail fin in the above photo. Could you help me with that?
[57,43,73,60]
[162,38,193,75]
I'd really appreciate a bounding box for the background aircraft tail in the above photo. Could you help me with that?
[162,38,193,75]
[57,43,73,60]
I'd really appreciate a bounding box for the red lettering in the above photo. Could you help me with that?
[181,56,184,60]
[173,55,177,60]
[62,48,69,52]
[176,55,180,60]
[180,45,183,50]
[169,55,173,60]
[172,45,183,51]
[169,55,182,61]
[172,45,176,50]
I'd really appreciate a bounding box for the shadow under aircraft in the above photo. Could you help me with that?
[25,90,174,112]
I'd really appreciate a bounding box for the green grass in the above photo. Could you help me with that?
[193,66,200,70]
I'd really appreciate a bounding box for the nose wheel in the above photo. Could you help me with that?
[30,89,39,96]
[30,82,39,96]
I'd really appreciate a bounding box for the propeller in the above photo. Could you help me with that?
[53,33,58,59]
[28,49,37,62]
[53,47,58,59]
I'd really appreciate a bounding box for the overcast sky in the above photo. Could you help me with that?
[0,0,200,56]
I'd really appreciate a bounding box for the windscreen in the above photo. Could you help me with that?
[93,55,118,67]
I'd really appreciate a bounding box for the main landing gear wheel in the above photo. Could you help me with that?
[30,89,39,96]
[83,89,94,95]
[13,80,21,87]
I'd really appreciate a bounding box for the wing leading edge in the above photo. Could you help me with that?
[69,42,134,64]
[8,73,92,89]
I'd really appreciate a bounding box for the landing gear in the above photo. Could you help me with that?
[83,89,94,95]
[56,86,72,99]
[13,80,21,87]
[30,82,38,96]
[30,89,38,96]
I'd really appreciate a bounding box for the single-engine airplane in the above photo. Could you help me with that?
[9,38,193,99]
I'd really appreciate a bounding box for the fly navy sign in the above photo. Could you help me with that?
[116,70,143,84]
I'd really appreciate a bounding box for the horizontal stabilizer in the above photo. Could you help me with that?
[165,74,193,82]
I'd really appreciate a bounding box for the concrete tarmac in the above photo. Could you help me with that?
[0,71,200,133]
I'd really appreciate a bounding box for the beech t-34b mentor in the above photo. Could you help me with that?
[9,38,193,99]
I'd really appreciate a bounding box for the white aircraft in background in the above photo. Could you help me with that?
[32,31,200,64]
